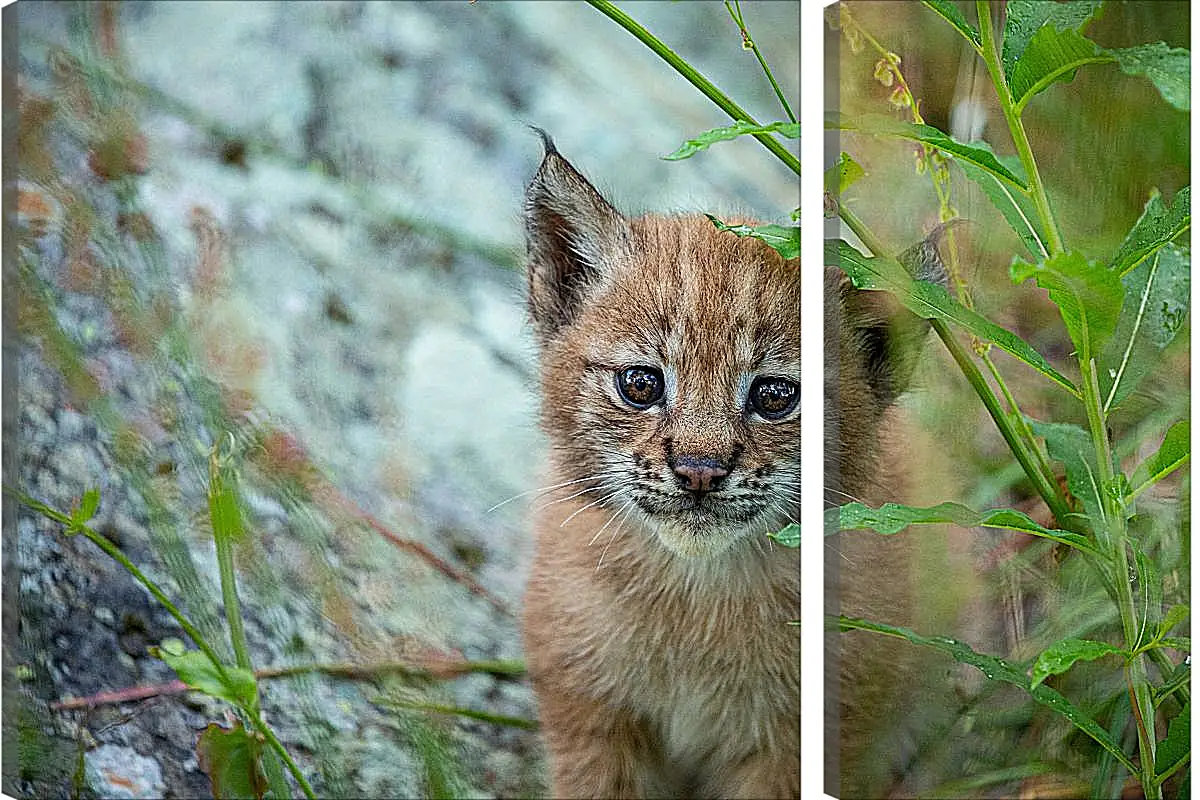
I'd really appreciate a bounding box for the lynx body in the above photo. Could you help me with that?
[520,137,800,799]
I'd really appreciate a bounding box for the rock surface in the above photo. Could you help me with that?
[8,2,798,797]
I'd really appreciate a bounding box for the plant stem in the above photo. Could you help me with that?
[248,711,318,799]
[981,352,1059,495]
[975,0,1064,255]
[835,205,1072,525]
[1080,358,1159,798]
[723,0,796,124]
[587,0,800,176]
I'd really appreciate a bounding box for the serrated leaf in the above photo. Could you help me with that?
[663,120,799,161]
[707,215,798,260]
[1111,187,1191,277]
[768,523,799,548]
[827,501,1096,553]
[921,0,980,47]
[1113,43,1191,112]
[1002,0,1104,81]
[159,649,257,707]
[825,152,864,195]
[1129,421,1190,500]
[835,616,1137,774]
[827,113,1026,189]
[1099,246,1190,413]
[956,144,1047,259]
[1030,638,1125,688]
[1155,701,1191,782]
[196,721,267,800]
[1011,251,1123,363]
[829,240,1079,396]
[1027,419,1109,539]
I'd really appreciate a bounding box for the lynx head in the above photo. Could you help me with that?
[524,133,799,559]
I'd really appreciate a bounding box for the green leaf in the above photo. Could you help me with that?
[707,215,798,260]
[1155,659,1190,706]
[74,488,101,525]
[1112,43,1191,112]
[768,523,799,548]
[825,152,865,195]
[827,114,1026,189]
[1129,421,1190,500]
[835,616,1137,774]
[1155,702,1191,783]
[1027,419,1110,538]
[1157,637,1192,652]
[1010,27,1114,113]
[921,0,980,47]
[1002,0,1104,81]
[1133,542,1164,649]
[1030,638,1125,688]
[159,649,257,707]
[196,721,267,800]
[1099,246,1191,413]
[826,501,1096,553]
[1010,251,1123,363]
[1157,605,1191,641]
[208,458,246,546]
[1111,187,1191,277]
[829,240,1079,396]
[956,144,1047,259]
[663,120,799,161]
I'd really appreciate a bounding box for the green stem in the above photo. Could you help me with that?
[12,491,236,691]
[981,352,1059,495]
[248,711,318,799]
[724,0,796,124]
[587,0,799,176]
[1081,359,1159,798]
[836,205,1072,526]
[975,0,1064,255]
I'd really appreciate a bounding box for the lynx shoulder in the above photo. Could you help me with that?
[520,133,800,799]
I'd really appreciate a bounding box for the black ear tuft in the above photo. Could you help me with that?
[842,227,952,405]
[524,132,629,344]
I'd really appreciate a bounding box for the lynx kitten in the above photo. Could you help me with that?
[520,133,800,799]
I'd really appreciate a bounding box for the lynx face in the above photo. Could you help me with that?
[525,138,799,558]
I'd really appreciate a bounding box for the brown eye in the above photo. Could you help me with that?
[616,366,665,409]
[749,376,798,420]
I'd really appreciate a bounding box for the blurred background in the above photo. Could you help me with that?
[828,2,1189,797]
[4,2,798,797]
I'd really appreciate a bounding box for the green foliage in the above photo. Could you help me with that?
[829,239,1079,395]
[825,151,865,195]
[196,722,268,800]
[830,2,1189,796]
[1030,638,1124,689]
[827,501,1093,553]
[706,215,798,260]
[769,523,799,548]
[663,120,798,161]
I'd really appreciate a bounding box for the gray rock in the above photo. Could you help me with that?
[84,744,166,800]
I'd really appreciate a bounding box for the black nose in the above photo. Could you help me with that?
[672,456,729,494]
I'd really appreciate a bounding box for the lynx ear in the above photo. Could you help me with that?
[840,226,951,405]
[524,129,629,342]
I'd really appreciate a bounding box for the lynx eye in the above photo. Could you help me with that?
[616,366,665,409]
[749,376,798,420]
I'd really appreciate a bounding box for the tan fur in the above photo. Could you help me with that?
[521,141,799,798]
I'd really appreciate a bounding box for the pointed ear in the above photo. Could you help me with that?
[524,130,629,342]
[839,227,950,405]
